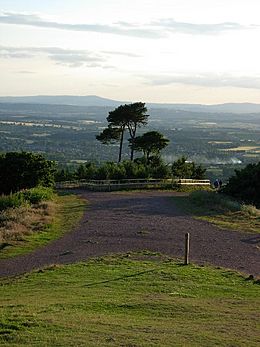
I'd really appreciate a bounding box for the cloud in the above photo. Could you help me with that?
[145,74,260,90]
[17,70,36,74]
[0,12,254,39]
[103,50,141,58]
[151,18,250,35]
[0,46,107,68]
[0,12,163,38]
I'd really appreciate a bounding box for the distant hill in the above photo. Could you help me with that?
[148,102,260,114]
[0,95,260,114]
[0,95,123,107]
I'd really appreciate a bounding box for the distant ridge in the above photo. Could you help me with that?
[0,95,124,107]
[148,102,260,114]
[0,95,260,114]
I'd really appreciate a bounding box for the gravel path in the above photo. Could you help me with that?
[0,191,259,277]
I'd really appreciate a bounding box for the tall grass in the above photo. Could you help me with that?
[241,204,260,217]
[0,187,55,245]
[190,190,241,212]
[0,202,55,244]
[172,190,260,233]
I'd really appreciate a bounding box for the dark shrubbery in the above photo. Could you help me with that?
[56,158,171,181]
[0,152,56,194]
[56,156,208,182]
[223,162,260,207]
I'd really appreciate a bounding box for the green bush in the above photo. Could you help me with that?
[171,156,206,179]
[0,193,24,211]
[0,151,57,194]
[0,187,54,211]
[19,187,54,204]
[223,162,260,207]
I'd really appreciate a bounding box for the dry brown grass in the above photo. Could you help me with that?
[0,201,56,243]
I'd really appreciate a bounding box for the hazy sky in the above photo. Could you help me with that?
[1,0,260,103]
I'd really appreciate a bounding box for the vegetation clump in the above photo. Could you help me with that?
[0,187,55,246]
[0,187,53,211]
[223,162,260,207]
[56,156,208,182]
[0,151,56,194]
[171,156,206,179]
[173,190,260,233]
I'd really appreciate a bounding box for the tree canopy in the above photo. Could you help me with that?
[171,156,206,179]
[0,151,56,194]
[96,127,121,145]
[96,102,149,162]
[130,131,169,162]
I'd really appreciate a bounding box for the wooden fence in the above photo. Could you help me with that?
[56,178,211,191]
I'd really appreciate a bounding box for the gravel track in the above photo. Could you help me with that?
[0,191,259,277]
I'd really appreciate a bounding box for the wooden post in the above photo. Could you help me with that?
[184,232,190,265]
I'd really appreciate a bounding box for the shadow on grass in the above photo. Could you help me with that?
[84,268,157,287]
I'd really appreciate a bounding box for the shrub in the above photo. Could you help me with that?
[19,187,54,204]
[0,151,57,194]
[0,193,24,211]
[0,187,54,211]
[171,156,206,179]
[223,162,260,207]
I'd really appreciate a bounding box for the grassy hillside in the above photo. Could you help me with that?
[0,253,259,346]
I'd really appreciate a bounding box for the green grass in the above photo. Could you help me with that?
[0,253,259,346]
[172,191,260,233]
[0,193,86,259]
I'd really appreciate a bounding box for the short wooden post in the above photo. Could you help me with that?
[184,232,190,265]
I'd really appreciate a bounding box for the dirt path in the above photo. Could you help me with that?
[0,191,259,277]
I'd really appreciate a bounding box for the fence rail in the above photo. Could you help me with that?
[56,178,211,191]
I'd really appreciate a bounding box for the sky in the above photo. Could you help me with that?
[0,0,260,104]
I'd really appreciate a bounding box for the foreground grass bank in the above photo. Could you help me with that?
[0,193,86,259]
[0,254,259,346]
[172,191,260,233]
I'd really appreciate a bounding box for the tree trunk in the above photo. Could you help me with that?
[129,124,137,161]
[118,127,124,162]
[130,145,134,161]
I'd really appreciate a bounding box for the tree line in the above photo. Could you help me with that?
[1,150,259,206]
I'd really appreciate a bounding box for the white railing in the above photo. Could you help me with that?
[56,178,210,191]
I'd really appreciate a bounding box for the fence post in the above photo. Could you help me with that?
[184,232,190,265]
